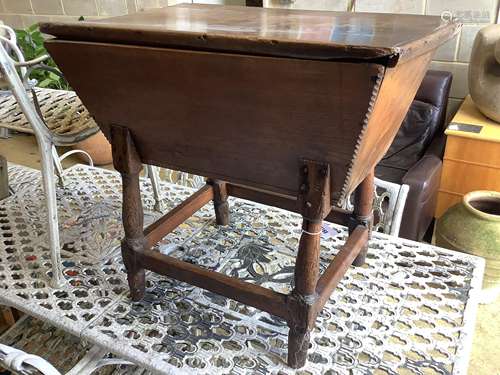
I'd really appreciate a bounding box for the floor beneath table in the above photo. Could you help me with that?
[0,132,499,375]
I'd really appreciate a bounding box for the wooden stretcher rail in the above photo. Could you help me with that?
[141,249,289,320]
[144,184,214,247]
[227,183,351,226]
[315,225,369,312]
[139,180,368,332]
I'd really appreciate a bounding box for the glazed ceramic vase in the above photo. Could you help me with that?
[436,191,500,301]
[469,25,500,123]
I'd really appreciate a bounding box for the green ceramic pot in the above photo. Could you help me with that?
[436,191,500,293]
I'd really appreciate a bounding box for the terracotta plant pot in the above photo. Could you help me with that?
[73,131,113,166]
[436,191,500,302]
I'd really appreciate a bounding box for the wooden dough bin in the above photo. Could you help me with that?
[40,5,458,368]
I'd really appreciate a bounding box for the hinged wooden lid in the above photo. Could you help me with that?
[40,4,459,66]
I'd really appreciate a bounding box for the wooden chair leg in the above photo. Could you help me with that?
[111,125,146,301]
[211,180,230,226]
[288,160,330,368]
[350,169,374,267]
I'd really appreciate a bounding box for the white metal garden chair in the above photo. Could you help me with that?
[371,177,410,236]
[0,316,136,375]
[0,25,164,287]
[325,177,409,237]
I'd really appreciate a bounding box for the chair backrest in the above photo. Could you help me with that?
[0,25,51,142]
[340,177,409,236]
[414,70,453,135]
[0,24,98,148]
[378,70,453,173]
[372,177,409,236]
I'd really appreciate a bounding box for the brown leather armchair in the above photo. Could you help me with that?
[376,70,453,241]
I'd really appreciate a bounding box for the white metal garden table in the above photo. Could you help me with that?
[0,164,484,375]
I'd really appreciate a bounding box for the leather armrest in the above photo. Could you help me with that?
[424,133,447,159]
[399,155,443,240]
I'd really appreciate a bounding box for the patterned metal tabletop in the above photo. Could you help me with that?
[0,164,484,375]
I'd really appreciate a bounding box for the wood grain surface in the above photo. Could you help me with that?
[40,4,459,64]
[45,40,381,203]
[343,51,433,199]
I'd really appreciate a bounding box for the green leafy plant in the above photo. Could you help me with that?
[15,24,70,90]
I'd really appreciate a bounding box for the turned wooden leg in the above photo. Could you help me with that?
[350,169,374,267]
[111,125,146,301]
[288,325,311,368]
[288,160,331,368]
[288,218,322,368]
[211,180,230,226]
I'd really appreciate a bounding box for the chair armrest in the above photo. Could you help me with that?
[14,54,50,68]
[400,155,443,240]
[0,343,62,375]
[424,133,446,159]
[403,154,442,189]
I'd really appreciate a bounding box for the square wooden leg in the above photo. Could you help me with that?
[210,179,230,226]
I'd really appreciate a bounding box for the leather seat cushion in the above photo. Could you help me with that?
[374,164,407,184]
[379,99,439,171]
